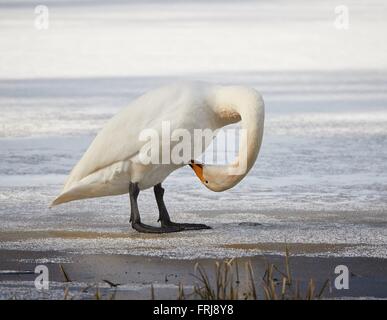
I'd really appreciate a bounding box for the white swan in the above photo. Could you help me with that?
[52,82,265,233]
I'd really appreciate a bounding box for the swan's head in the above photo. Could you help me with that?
[189,160,243,192]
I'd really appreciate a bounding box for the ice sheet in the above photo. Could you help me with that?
[0,0,386,259]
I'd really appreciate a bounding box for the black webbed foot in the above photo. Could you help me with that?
[161,220,212,231]
[132,221,183,233]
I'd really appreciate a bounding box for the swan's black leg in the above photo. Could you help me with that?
[129,182,181,233]
[154,183,211,231]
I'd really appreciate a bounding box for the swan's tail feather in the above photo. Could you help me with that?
[50,190,81,207]
[50,179,129,208]
[50,181,93,207]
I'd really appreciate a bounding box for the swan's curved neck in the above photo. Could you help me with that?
[202,86,265,190]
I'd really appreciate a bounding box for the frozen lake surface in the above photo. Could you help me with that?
[0,0,387,259]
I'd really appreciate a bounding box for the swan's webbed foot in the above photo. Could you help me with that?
[132,221,182,233]
[161,220,212,231]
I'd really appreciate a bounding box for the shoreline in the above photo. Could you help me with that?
[1,248,387,299]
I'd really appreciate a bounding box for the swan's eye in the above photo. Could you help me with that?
[205,180,208,184]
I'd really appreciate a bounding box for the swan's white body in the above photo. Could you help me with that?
[52,82,264,206]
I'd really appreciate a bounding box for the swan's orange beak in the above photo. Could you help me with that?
[189,160,205,183]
